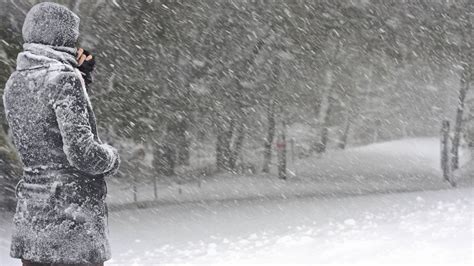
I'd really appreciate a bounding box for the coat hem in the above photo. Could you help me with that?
[10,252,110,265]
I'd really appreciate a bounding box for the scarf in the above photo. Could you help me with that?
[16,43,78,71]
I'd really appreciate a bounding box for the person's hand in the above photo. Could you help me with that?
[76,48,95,87]
[76,48,93,65]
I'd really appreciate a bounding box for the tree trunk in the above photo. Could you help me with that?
[154,143,175,176]
[451,64,470,170]
[176,117,190,166]
[338,113,352,149]
[277,117,287,180]
[466,97,474,148]
[216,131,226,171]
[440,120,453,185]
[316,69,333,153]
[317,96,333,154]
[0,127,22,211]
[153,175,158,200]
[262,100,275,173]
[132,177,138,202]
[216,119,234,171]
[229,121,245,172]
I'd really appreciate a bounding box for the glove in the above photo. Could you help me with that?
[77,48,96,87]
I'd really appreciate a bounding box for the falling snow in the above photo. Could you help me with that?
[0,0,472,265]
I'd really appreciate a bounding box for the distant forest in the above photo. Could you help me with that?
[0,0,472,181]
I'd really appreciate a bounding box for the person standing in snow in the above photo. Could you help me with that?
[3,2,120,266]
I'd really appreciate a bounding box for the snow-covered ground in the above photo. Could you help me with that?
[0,138,472,265]
[107,138,472,210]
[1,187,472,265]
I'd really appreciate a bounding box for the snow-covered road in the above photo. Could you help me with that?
[1,187,472,265]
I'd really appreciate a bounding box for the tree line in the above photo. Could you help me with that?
[0,0,472,204]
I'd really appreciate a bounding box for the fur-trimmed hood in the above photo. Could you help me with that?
[22,2,80,47]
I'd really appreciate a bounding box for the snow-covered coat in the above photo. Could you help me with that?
[3,2,119,264]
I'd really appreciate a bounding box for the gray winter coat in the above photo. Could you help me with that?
[3,3,119,264]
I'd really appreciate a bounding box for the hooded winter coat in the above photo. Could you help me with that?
[3,2,120,264]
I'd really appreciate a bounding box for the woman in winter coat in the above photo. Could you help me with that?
[3,2,120,265]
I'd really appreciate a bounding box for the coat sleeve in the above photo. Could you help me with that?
[52,72,120,176]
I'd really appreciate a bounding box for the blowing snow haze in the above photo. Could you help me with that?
[0,0,472,265]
